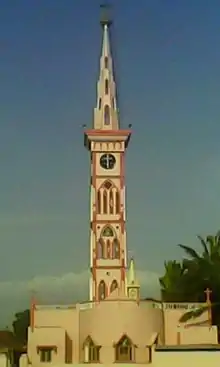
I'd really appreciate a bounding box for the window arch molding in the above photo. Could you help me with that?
[97,225,120,260]
[98,280,107,300]
[110,280,119,293]
[101,225,115,237]
[114,334,136,363]
[83,336,101,363]
[97,180,120,215]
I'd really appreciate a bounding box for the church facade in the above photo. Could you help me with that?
[25,13,219,367]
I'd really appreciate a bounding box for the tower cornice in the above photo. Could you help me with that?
[84,129,132,150]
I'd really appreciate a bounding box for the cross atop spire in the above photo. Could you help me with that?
[93,3,119,130]
[100,3,112,27]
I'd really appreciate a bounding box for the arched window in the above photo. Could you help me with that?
[105,79,109,94]
[97,239,104,259]
[103,190,108,214]
[98,98,102,109]
[109,190,114,214]
[110,280,118,293]
[98,280,107,300]
[102,226,114,237]
[106,239,111,259]
[104,56,108,68]
[112,239,120,259]
[97,181,120,215]
[115,191,120,214]
[115,335,135,363]
[83,336,101,363]
[104,105,110,125]
[97,191,101,214]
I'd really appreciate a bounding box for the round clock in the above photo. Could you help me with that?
[100,154,116,170]
[129,289,137,298]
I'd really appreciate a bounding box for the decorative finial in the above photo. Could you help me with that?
[100,3,112,27]
[128,250,134,260]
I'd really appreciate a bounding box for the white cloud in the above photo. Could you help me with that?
[0,270,160,328]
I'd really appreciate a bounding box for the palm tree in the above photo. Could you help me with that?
[160,232,220,304]
[159,260,189,302]
[178,233,220,340]
[179,234,220,295]
[179,234,220,268]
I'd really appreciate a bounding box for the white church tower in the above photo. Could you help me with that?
[84,5,132,301]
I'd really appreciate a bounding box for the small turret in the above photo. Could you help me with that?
[126,257,140,301]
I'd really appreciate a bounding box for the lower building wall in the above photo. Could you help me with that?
[180,326,217,344]
[151,350,220,367]
[21,350,220,367]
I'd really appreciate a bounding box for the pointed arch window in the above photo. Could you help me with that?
[98,280,107,300]
[106,239,111,259]
[83,336,101,363]
[115,191,120,214]
[97,239,104,259]
[110,280,118,293]
[102,226,114,237]
[104,56,108,68]
[104,105,110,125]
[112,239,120,259]
[97,191,101,214]
[103,190,108,214]
[97,181,120,215]
[115,335,135,363]
[105,79,109,94]
[109,190,114,214]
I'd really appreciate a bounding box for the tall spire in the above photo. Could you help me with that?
[93,4,119,130]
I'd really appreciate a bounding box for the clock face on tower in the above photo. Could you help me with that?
[129,288,137,299]
[100,154,116,170]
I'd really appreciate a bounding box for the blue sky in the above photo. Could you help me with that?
[1,0,220,325]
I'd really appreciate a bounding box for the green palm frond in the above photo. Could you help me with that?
[178,244,200,260]
[197,235,209,256]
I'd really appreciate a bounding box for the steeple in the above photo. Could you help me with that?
[84,7,132,302]
[93,4,119,130]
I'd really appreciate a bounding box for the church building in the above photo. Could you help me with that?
[24,9,220,367]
